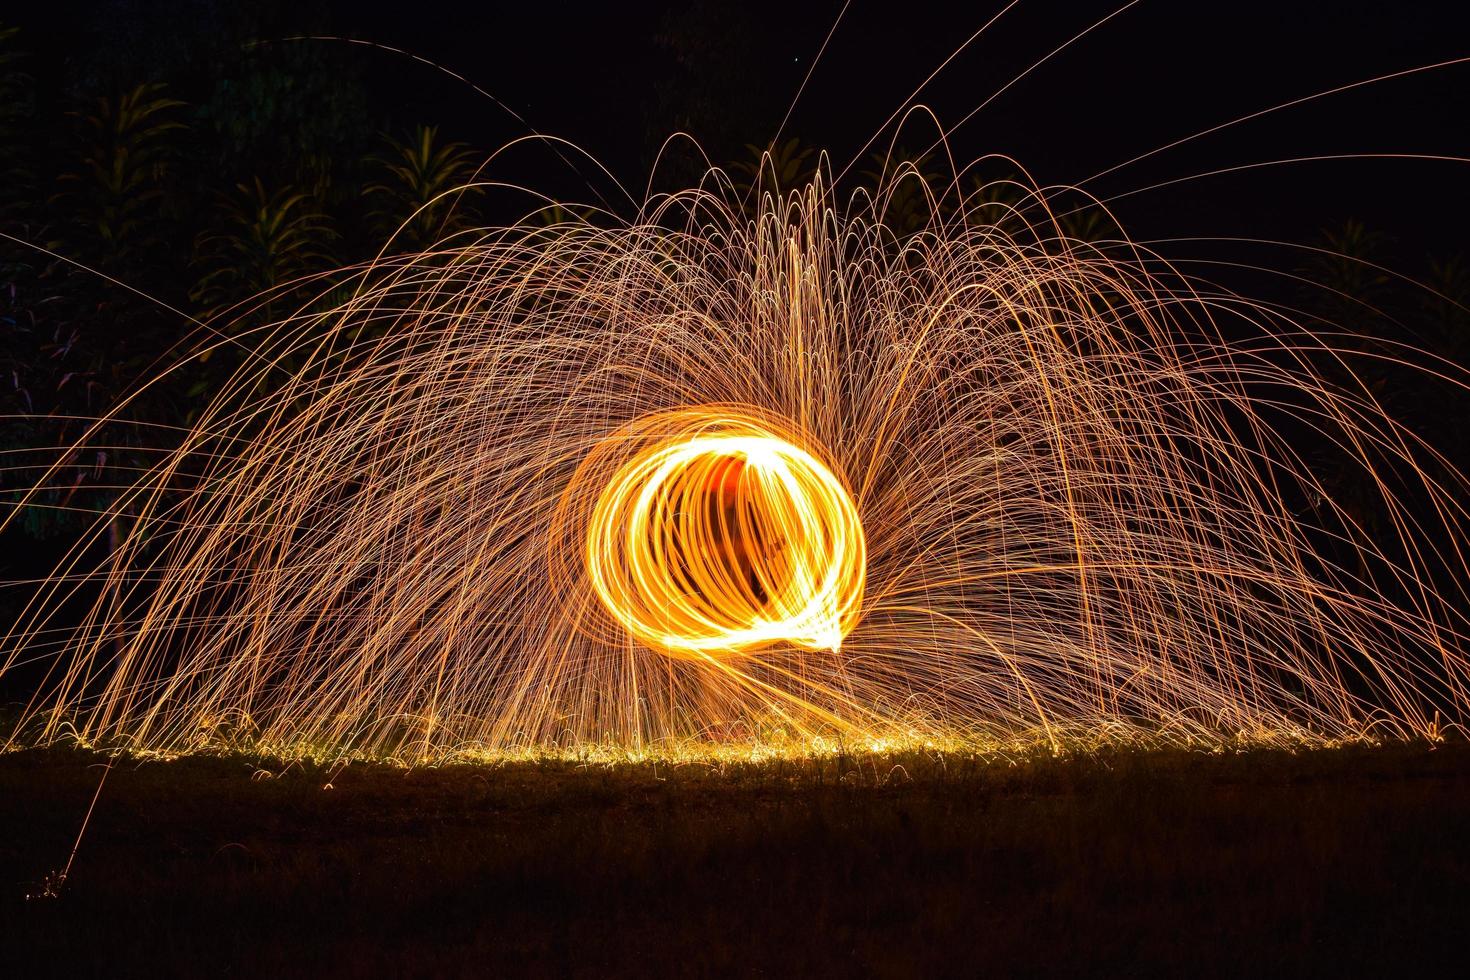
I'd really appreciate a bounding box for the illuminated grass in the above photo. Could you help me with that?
[2,708,1425,771]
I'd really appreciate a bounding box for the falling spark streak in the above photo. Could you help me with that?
[2,163,1469,762]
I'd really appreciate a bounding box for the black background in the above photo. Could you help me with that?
[8,0,1470,254]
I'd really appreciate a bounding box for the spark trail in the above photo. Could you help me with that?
[3,166,1468,761]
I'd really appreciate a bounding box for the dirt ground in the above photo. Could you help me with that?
[2,742,1468,977]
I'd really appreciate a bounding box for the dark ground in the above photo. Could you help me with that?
[1,742,1468,978]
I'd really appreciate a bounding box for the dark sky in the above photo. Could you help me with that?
[12,0,1470,258]
[316,0,1470,254]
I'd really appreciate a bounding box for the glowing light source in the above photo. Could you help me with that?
[581,410,865,658]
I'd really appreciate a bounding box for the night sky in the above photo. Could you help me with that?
[11,0,1470,258]
[315,0,1470,255]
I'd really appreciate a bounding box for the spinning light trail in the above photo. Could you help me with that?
[573,409,865,658]
[2,166,1468,761]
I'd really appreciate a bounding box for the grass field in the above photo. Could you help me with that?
[2,741,1468,977]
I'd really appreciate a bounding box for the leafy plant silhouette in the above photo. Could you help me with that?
[366,124,481,251]
[52,83,185,269]
[191,177,337,322]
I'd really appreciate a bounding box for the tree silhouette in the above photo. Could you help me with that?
[366,125,482,252]
[52,84,186,271]
[191,177,337,322]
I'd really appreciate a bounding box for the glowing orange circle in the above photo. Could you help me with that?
[584,412,865,658]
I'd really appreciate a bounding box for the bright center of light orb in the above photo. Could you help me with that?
[585,414,866,659]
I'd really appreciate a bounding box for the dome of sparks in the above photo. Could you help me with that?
[7,168,1470,760]
[582,411,866,658]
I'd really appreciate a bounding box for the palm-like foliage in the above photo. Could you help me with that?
[0,24,33,212]
[53,83,185,264]
[859,148,945,239]
[733,138,817,198]
[1423,254,1470,355]
[1056,204,1119,244]
[366,125,480,250]
[1301,219,1391,333]
[961,171,1030,236]
[5,77,185,541]
[191,177,336,321]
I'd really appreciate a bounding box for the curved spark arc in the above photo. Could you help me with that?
[1,166,1468,761]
